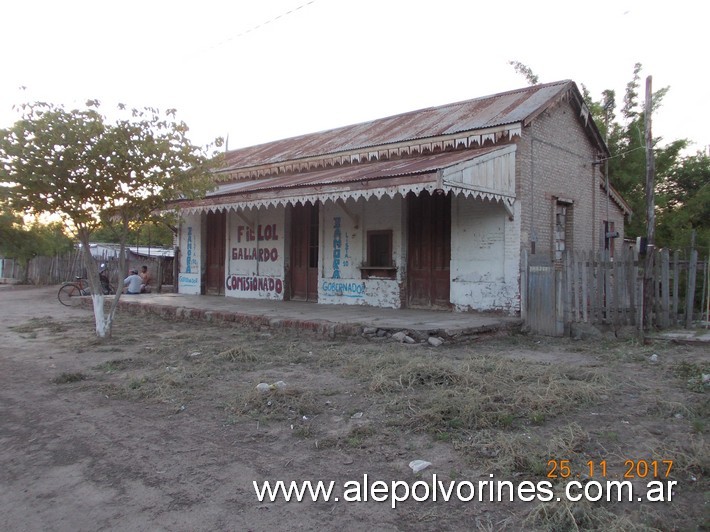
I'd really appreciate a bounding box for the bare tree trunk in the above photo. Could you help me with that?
[102,213,130,337]
[77,228,109,338]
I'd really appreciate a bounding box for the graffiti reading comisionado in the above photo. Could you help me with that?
[226,275,283,295]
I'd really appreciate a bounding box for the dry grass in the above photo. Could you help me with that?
[11,316,69,334]
[347,351,608,437]
[15,310,708,531]
[235,387,322,421]
[524,492,655,532]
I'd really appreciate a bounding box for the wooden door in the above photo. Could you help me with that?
[205,211,226,295]
[407,191,451,308]
[290,203,319,301]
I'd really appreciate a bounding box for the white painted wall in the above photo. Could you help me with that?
[319,196,403,308]
[225,207,286,300]
[450,195,520,313]
[177,213,202,295]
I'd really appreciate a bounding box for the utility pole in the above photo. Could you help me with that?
[643,76,655,331]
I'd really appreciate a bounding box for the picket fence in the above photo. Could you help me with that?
[523,247,709,336]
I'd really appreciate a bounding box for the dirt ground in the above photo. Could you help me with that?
[0,286,707,531]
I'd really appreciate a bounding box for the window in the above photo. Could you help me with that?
[367,230,392,267]
[603,221,616,258]
[553,199,573,261]
[361,230,396,279]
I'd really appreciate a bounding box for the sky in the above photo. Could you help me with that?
[1,0,708,155]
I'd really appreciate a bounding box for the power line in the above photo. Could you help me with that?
[205,1,316,52]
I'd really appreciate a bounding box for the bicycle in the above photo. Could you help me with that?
[57,277,91,307]
[58,276,115,306]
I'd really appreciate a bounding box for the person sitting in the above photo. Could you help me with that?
[124,269,142,295]
[139,265,152,294]
[99,264,112,295]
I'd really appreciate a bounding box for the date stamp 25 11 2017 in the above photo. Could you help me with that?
[547,459,674,480]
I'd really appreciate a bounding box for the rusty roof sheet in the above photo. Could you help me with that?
[221,80,575,170]
[209,146,505,198]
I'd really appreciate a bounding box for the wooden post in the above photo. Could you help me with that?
[700,255,708,326]
[705,257,710,328]
[643,76,656,330]
[157,257,163,294]
[581,251,589,323]
[564,250,572,335]
[521,249,528,323]
[686,232,698,328]
[572,252,580,322]
[661,249,670,328]
[598,252,606,324]
[672,250,680,325]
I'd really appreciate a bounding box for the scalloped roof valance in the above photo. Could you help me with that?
[178,145,516,215]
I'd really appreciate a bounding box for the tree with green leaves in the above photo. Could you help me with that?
[0,101,220,337]
[516,61,706,254]
[91,219,176,248]
[594,64,688,240]
[656,150,710,252]
[508,60,540,86]
[0,211,73,283]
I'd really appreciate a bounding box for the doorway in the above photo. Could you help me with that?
[290,203,319,301]
[407,191,451,308]
[205,211,226,295]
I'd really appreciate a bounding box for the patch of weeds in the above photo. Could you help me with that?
[95,347,125,353]
[691,418,706,434]
[650,436,709,480]
[458,423,589,477]
[93,358,143,373]
[52,372,87,384]
[494,412,515,428]
[346,435,363,448]
[128,378,144,390]
[369,354,607,436]
[293,424,314,439]
[648,399,694,419]
[434,431,453,442]
[601,430,619,442]
[11,317,69,334]
[525,489,647,532]
[315,436,339,450]
[530,411,546,425]
[236,387,322,421]
[345,426,375,448]
[673,361,709,393]
[217,346,258,363]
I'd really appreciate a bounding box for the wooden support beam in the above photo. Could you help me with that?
[336,199,359,228]
[234,210,255,229]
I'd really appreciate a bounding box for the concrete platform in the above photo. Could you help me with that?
[113,292,521,339]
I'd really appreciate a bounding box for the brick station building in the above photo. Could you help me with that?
[174,80,630,314]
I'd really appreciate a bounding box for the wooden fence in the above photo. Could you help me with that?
[1,250,174,290]
[1,251,84,285]
[524,247,709,336]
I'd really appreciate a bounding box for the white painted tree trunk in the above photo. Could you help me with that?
[91,293,108,338]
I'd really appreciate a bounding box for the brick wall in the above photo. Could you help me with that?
[516,99,626,258]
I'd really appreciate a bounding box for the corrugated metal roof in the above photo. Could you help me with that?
[209,146,504,197]
[178,145,515,214]
[220,80,574,170]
